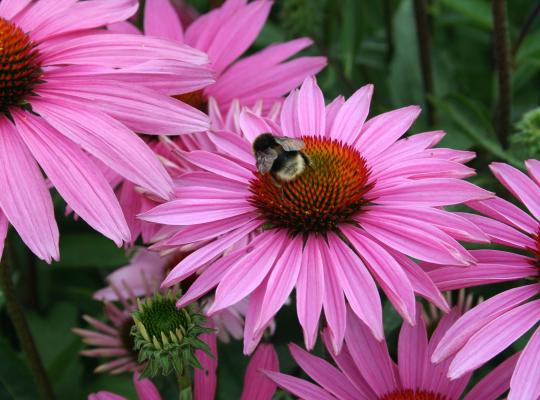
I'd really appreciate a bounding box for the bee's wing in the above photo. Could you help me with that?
[255,148,278,174]
[274,136,305,151]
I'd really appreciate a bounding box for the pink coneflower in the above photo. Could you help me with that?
[89,372,161,400]
[0,0,214,262]
[141,77,492,353]
[265,306,518,400]
[116,0,326,114]
[427,161,540,400]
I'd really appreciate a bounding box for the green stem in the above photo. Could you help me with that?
[413,0,436,126]
[0,242,55,400]
[177,368,192,400]
[492,0,512,148]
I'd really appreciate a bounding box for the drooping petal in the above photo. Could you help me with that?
[240,344,279,400]
[0,119,58,262]
[398,304,428,391]
[342,227,416,325]
[210,231,286,314]
[448,299,540,379]
[239,110,276,144]
[327,232,384,340]
[296,236,325,350]
[254,237,302,333]
[13,111,130,246]
[490,162,540,221]
[31,98,173,199]
[508,327,540,400]
[144,0,184,42]
[0,0,31,19]
[0,211,7,261]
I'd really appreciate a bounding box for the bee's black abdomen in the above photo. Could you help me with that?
[253,133,277,153]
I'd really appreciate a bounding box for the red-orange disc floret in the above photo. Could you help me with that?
[249,136,373,235]
[380,389,450,400]
[0,17,42,113]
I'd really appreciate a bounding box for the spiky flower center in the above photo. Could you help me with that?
[174,90,208,113]
[249,136,372,235]
[137,296,191,340]
[380,390,449,400]
[0,17,41,113]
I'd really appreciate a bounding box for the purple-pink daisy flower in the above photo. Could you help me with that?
[142,77,492,354]
[265,306,518,400]
[428,160,540,400]
[119,0,326,114]
[0,0,214,262]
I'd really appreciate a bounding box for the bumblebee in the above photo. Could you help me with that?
[252,133,311,183]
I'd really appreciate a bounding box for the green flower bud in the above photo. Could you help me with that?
[510,108,540,160]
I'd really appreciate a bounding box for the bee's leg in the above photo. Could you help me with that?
[270,175,285,199]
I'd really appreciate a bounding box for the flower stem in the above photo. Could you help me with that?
[0,242,55,400]
[413,0,436,126]
[177,368,192,400]
[492,0,512,148]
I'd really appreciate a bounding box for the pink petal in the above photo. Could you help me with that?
[330,84,373,144]
[203,0,272,74]
[372,178,493,206]
[88,392,126,400]
[0,120,58,262]
[458,212,535,249]
[107,21,141,34]
[356,105,421,159]
[144,0,184,41]
[509,327,540,400]
[359,211,474,265]
[31,98,173,199]
[319,240,347,354]
[40,33,208,67]
[398,304,428,390]
[161,220,259,286]
[448,299,540,379]
[243,278,268,355]
[140,200,253,226]
[0,0,31,19]
[289,343,363,400]
[133,372,161,400]
[263,371,335,400]
[344,308,397,397]
[240,344,279,400]
[325,95,345,135]
[342,227,416,325]
[28,0,138,42]
[373,158,475,180]
[432,283,540,363]
[13,111,130,246]
[296,76,325,136]
[0,211,7,261]
[208,130,254,166]
[490,162,540,220]
[210,231,286,314]
[467,196,538,235]
[239,110,276,144]
[465,353,520,400]
[327,232,384,339]
[526,159,540,186]
[38,79,209,135]
[296,236,325,350]
[194,330,217,400]
[389,249,449,312]
[254,237,302,333]
[280,89,300,137]
[180,150,253,183]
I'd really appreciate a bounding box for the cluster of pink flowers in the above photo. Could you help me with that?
[0,0,538,399]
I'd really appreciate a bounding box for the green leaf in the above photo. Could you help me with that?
[0,337,39,400]
[438,0,492,30]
